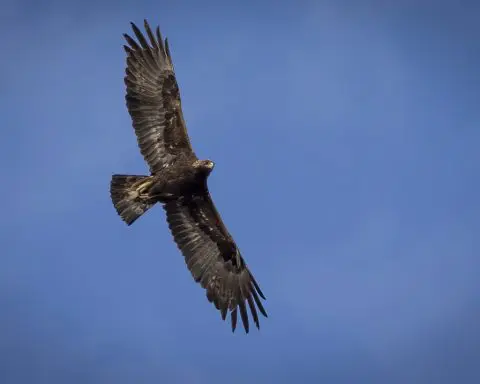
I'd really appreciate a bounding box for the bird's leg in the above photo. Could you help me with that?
[148,181,165,196]
[148,180,176,202]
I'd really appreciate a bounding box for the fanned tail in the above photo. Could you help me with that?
[110,174,156,225]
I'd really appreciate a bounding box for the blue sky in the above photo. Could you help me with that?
[1,1,479,383]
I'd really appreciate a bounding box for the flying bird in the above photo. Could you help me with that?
[110,20,268,333]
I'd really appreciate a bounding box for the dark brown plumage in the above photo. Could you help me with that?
[109,20,267,333]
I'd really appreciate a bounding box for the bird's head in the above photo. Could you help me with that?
[193,159,215,174]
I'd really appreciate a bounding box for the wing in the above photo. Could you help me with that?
[123,20,196,174]
[163,193,268,333]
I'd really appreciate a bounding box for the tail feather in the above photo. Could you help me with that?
[110,174,156,225]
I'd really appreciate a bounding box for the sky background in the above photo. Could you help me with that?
[1,1,479,383]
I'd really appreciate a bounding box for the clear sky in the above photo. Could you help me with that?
[1,1,479,383]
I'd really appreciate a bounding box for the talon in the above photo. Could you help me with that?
[134,178,154,194]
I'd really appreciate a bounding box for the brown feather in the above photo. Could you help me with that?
[113,20,268,334]
[163,193,268,333]
[123,21,196,174]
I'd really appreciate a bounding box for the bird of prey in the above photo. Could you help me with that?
[110,20,267,333]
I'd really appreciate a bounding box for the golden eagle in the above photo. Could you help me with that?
[110,20,267,333]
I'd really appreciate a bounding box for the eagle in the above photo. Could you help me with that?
[109,20,268,333]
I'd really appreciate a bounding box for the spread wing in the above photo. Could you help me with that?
[123,20,196,174]
[163,193,268,333]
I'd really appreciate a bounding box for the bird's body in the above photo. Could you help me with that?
[109,20,267,333]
